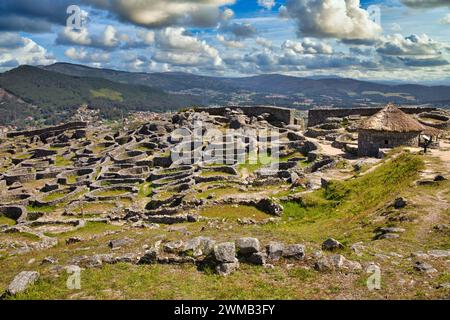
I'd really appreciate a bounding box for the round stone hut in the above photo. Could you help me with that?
[358,104,425,157]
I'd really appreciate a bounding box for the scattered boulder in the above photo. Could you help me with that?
[214,242,236,263]
[256,199,283,216]
[394,197,407,209]
[236,237,260,256]
[322,238,344,251]
[5,271,39,296]
[266,242,284,261]
[163,240,184,254]
[108,238,134,249]
[434,175,446,182]
[66,237,82,245]
[41,257,58,265]
[216,260,239,276]
[246,252,266,265]
[282,244,305,260]
[414,261,437,274]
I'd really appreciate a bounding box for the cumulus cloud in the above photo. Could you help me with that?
[65,47,109,63]
[219,22,258,39]
[153,27,223,67]
[216,35,245,48]
[258,0,276,10]
[440,14,450,24]
[84,0,236,28]
[255,37,274,49]
[0,33,55,71]
[377,34,449,56]
[282,39,333,54]
[282,0,382,43]
[56,25,121,50]
[401,0,450,8]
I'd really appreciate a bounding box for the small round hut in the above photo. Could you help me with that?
[358,104,425,157]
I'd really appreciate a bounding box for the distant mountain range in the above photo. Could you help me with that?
[1,62,450,128]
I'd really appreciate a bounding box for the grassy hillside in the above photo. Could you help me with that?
[0,65,201,126]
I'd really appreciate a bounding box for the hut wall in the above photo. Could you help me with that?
[358,130,420,157]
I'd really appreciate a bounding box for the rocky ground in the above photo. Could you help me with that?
[0,108,448,300]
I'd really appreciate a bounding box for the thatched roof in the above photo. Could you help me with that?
[359,104,425,133]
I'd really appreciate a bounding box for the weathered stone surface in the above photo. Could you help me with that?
[256,199,283,216]
[41,257,58,265]
[283,244,305,260]
[66,237,82,245]
[216,260,239,276]
[322,238,344,251]
[163,240,184,253]
[182,237,215,257]
[394,197,407,209]
[236,237,260,256]
[108,238,134,249]
[138,249,159,264]
[266,242,284,261]
[6,271,39,296]
[246,252,266,265]
[214,242,236,263]
[428,250,450,258]
[314,256,333,272]
[414,261,437,274]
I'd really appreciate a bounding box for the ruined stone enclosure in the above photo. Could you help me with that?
[0,105,449,299]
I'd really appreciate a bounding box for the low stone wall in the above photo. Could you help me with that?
[308,107,437,127]
[197,106,295,126]
[7,122,87,138]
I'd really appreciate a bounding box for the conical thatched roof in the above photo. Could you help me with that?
[359,104,426,133]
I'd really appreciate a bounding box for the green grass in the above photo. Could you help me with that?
[42,190,70,202]
[8,263,321,300]
[55,155,72,167]
[26,204,57,213]
[93,189,130,197]
[0,215,16,226]
[200,205,272,221]
[90,88,123,102]
[238,153,277,174]
[199,171,235,178]
[66,175,77,184]
[138,182,152,198]
[261,152,425,244]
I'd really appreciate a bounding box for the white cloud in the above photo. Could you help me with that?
[154,27,223,67]
[440,14,450,24]
[216,35,245,48]
[377,34,449,56]
[283,0,382,43]
[85,0,236,28]
[0,33,55,71]
[256,37,274,49]
[65,47,110,63]
[282,38,334,54]
[258,0,276,10]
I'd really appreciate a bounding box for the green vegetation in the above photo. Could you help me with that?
[55,155,72,167]
[42,190,70,202]
[200,205,271,221]
[93,189,130,197]
[26,204,57,213]
[0,65,201,127]
[90,88,123,102]
[0,215,16,226]
[138,182,152,198]
[264,152,425,243]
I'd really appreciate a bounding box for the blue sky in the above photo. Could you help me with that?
[0,0,449,83]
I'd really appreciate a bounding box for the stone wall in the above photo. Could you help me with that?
[358,130,420,157]
[7,122,87,138]
[197,106,295,126]
[308,107,437,127]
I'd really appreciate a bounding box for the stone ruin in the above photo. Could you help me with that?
[0,106,340,262]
